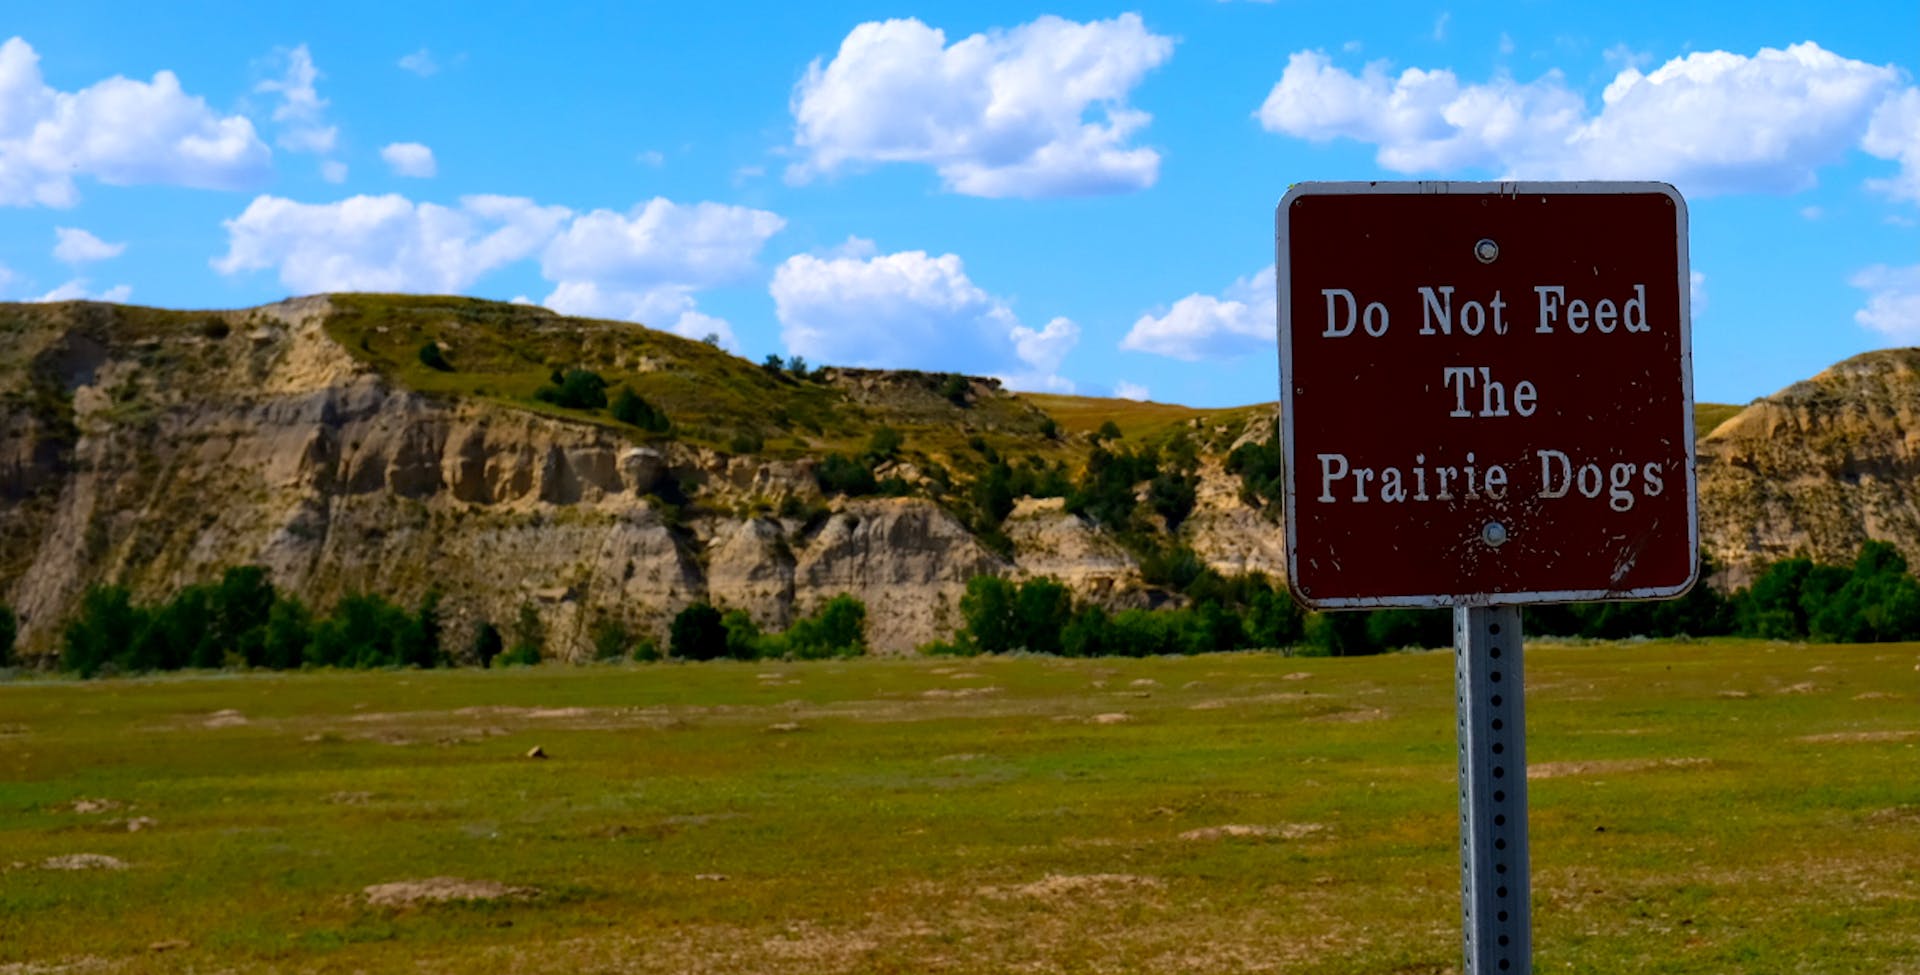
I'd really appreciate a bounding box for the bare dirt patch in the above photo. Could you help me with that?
[202,709,249,728]
[361,876,537,907]
[1310,707,1388,723]
[1797,730,1919,744]
[1528,757,1710,779]
[41,854,127,871]
[1089,712,1132,725]
[985,873,1165,901]
[1180,823,1326,841]
[67,799,122,815]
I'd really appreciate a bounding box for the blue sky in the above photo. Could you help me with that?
[1,2,1916,408]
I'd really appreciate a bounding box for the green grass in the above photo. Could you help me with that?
[3,640,1915,973]
[1695,401,1743,438]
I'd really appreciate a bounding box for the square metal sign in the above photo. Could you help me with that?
[1277,181,1697,609]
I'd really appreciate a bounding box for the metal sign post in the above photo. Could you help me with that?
[1456,606,1528,974]
[1274,182,1699,975]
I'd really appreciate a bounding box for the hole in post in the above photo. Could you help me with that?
[1494,790,1506,802]
[1494,814,1506,826]
[1493,766,1505,779]
[1491,671,1503,683]
[1491,718,1503,730]
[1491,647,1502,659]
[1492,695,1503,707]
[1498,910,1509,922]
[1493,743,1505,754]
[1495,838,1506,850]
[1489,623,1501,635]
[1497,885,1508,897]
[1496,864,1507,874]
[1498,935,1510,947]
[1499,960,1511,971]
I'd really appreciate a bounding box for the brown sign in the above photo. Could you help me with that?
[1277,182,1697,609]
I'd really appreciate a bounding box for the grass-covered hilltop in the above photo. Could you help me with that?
[5,292,1920,669]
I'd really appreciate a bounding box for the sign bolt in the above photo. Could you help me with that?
[1474,238,1500,264]
[1481,522,1509,548]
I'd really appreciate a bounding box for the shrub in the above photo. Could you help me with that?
[611,386,671,432]
[670,602,728,661]
[940,374,970,406]
[784,595,867,659]
[631,636,662,662]
[418,342,453,372]
[816,453,877,496]
[866,426,903,461]
[958,576,1018,655]
[590,618,639,661]
[535,369,609,410]
[497,642,543,667]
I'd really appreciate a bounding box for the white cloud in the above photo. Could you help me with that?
[381,142,437,178]
[53,227,125,263]
[1431,13,1450,43]
[1112,380,1150,401]
[0,37,271,207]
[1689,269,1707,318]
[1852,264,1920,340]
[1256,43,1904,197]
[213,193,571,293]
[1123,266,1276,361]
[636,150,665,167]
[541,198,784,290]
[256,44,336,155]
[1863,87,1920,204]
[537,198,784,341]
[770,246,1079,390]
[398,48,439,77]
[1799,205,1824,221]
[34,278,131,302]
[320,160,348,183]
[787,14,1173,198]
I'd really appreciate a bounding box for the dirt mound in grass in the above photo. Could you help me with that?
[362,877,537,906]
[1528,757,1709,779]
[41,854,127,871]
[1179,823,1326,841]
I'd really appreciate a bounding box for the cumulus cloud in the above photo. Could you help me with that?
[1123,266,1276,361]
[53,227,125,263]
[34,279,131,303]
[771,246,1079,390]
[787,14,1173,198]
[213,193,571,293]
[0,37,271,207]
[1852,264,1920,340]
[538,197,785,342]
[215,192,785,341]
[256,44,336,154]
[381,142,437,178]
[1256,42,1904,196]
[1112,380,1150,401]
[1863,87,1920,204]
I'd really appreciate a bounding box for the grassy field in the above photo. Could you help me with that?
[2,640,1915,974]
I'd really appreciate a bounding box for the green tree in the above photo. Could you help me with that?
[670,602,728,661]
[722,609,763,661]
[469,620,505,668]
[1012,577,1074,656]
[62,585,145,677]
[501,601,544,665]
[611,385,671,432]
[784,595,867,659]
[958,575,1018,655]
[261,598,312,670]
[211,566,276,667]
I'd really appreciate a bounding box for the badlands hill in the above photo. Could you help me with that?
[0,294,1909,656]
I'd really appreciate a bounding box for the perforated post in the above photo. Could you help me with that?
[1456,605,1530,974]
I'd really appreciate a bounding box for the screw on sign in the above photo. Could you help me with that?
[1274,181,1698,975]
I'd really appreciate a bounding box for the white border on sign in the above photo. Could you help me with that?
[1274,180,1698,610]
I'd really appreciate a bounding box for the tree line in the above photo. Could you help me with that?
[8,566,868,678]
[4,541,1919,676]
